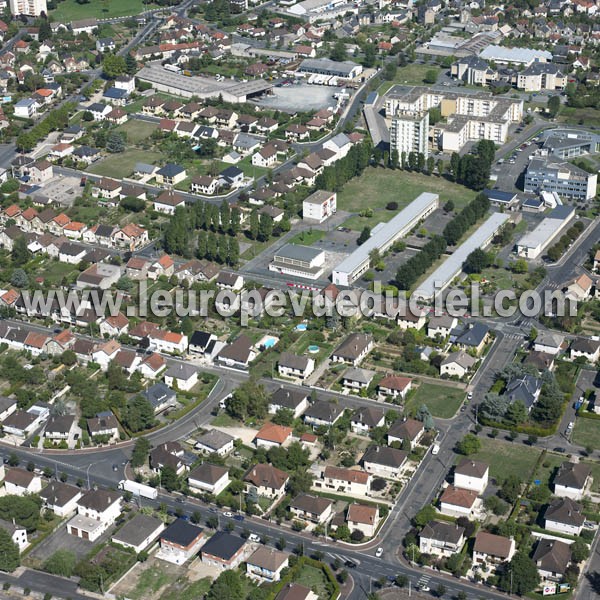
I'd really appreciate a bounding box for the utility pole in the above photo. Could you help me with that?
[409,580,411,597]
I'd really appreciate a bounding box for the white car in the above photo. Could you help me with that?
[467,392,473,400]
[223,511,233,518]
[431,444,440,455]
[375,547,383,558]
[249,534,261,542]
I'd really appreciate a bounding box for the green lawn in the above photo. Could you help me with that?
[163,578,211,600]
[37,259,78,285]
[211,413,238,427]
[88,149,163,178]
[573,417,600,450]
[129,565,177,600]
[532,453,565,490]
[294,564,330,599]
[338,168,477,231]
[116,120,158,144]
[582,460,600,493]
[378,65,441,94]
[405,382,465,419]
[460,437,541,482]
[289,229,325,245]
[50,0,158,21]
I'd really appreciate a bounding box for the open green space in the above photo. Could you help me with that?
[50,0,158,21]
[573,417,600,450]
[116,120,158,145]
[295,564,330,599]
[36,259,77,285]
[532,452,565,490]
[378,65,441,94]
[163,578,212,600]
[559,106,600,128]
[338,168,477,231]
[460,437,541,482]
[289,229,325,245]
[582,460,600,493]
[88,149,163,178]
[405,382,465,419]
[128,565,178,600]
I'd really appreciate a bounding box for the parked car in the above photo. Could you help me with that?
[223,511,234,517]
[375,547,383,558]
[249,534,261,542]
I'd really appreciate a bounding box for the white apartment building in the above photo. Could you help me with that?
[389,110,429,158]
[10,0,46,16]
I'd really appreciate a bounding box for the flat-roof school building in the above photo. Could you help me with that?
[332,192,440,287]
[270,244,326,280]
[516,205,575,259]
[416,212,510,301]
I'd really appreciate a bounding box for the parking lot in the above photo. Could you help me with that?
[255,82,340,112]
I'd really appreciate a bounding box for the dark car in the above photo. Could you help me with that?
[112,464,118,472]
[345,560,357,569]
[233,514,245,522]
[175,497,185,503]
[553,447,566,453]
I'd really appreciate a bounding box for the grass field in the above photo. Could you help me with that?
[461,437,541,482]
[50,0,158,21]
[89,149,163,178]
[295,564,330,599]
[532,453,565,490]
[289,229,325,245]
[582,460,600,493]
[116,120,158,144]
[573,417,600,450]
[338,168,477,231]
[163,578,211,600]
[405,382,465,419]
[129,566,177,600]
[378,65,441,94]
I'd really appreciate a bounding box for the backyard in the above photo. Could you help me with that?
[88,149,163,178]
[572,417,600,450]
[405,382,465,419]
[338,168,477,231]
[116,120,159,145]
[378,65,442,94]
[50,0,158,21]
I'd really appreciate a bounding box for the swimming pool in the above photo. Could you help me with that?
[256,335,279,350]
[296,324,308,331]
[308,345,320,354]
[263,337,277,349]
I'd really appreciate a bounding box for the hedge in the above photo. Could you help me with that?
[265,557,340,600]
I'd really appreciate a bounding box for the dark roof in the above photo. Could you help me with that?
[270,387,309,410]
[39,481,81,507]
[554,462,591,490]
[545,497,585,527]
[332,333,372,361]
[196,429,235,451]
[113,513,163,547]
[244,463,289,490]
[455,458,489,479]
[304,400,343,423]
[362,445,408,468]
[388,418,423,441]
[45,414,75,434]
[157,163,185,177]
[351,406,385,428]
[421,520,465,544]
[456,322,489,347]
[505,374,541,409]
[142,382,176,409]
[533,539,571,575]
[276,583,314,600]
[571,337,600,354]
[220,165,243,180]
[78,489,121,511]
[201,531,245,561]
[289,493,332,515]
[189,330,213,349]
[0,396,16,412]
[189,463,228,485]
[161,518,203,546]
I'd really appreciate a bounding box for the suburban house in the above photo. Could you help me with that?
[378,375,412,400]
[427,314,458,339]
[534,331,564,355]
[277,353,315,380]
[112,513,165,554]
[244,463,289,499]
[254,423,293,449]
[439,485,478,518]
[268,388,310,419]
[142,382,177,415]
[4,468,42,496]
[362,445,407,479]
[87,411,119,441]
[201,531,247,570]
[533,539,572,582]
[455,323,490,355]
[331,333,373,366]
[570,338,600,363]
[276,584,317,600]
[216,335,257,369]
[67,489,122,542]
[473,531,516,567]
[164,363,198,392]
[318,466,371,496]
[544,497,585,535]
[188,331,218,357]
[246,547,289,583]
[440,351,477,378]
[553,461,592,500]
[39,481,82,517]
[194,429,235,457]
[342,367,375,391]
[150,442,188,476]
[347,503,379,538]
[188,463,230,496]
[303,401,344,428]
[289,493,333,524]
[158,519,205,565]
[351,407,385,434]
[153,190,186,215]
[0,519,28,552]
[387,418,425,449]
[419,521,466,557]
[454,459,489,494]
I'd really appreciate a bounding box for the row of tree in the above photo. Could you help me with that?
[16,102,76,152]
[546,220,585,262]
[449,139,496,191]
[442,193,491,246]
[395,235,447,290]
[314,142,373,192]
[197,230,240,266]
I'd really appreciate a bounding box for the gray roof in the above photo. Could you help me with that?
[274,243,323,263]
[142,382,176,409]
[334,193,439,280]
[554,461,591,490]
[299,57,360,76]
[343,367,375,384]
[277,352,311,372]
[270,387,309,410]
[533,539,571,575]
[417,213,510,299]
[196,429,235,451]
[362,445,407,468]
[112,513,163,547]
[505,374,541,409]
[421,520,465,544]
[165,362,197,380]
[545,497,585,526]
[304,400,343,423]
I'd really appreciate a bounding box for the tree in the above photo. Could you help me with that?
[435,583,447,597]
[226,379,268,421]
[0,496,40,532]
[43,550,77,577]
[11,236,30,266]
[206,570,244,600]
[159,465,179,492]
[414,505,436,527]
[499,474,522,504]
[330,39,347,62]
[498,552,540,595]
[102,53,127,78]
[464,248,490,274]
[363,43,376,68]
[249,209,259,240]
[106,132,125,153]
[456,433,481,455]
[10,268,28,288]
[484,494,508,516]
[357,226,371,245]
[395,574,408,587]
[122,395,154,433]
[424,69,438,84]
[571,538,590,563]
[0,528,19,572]
[125,53,138,75]
[547,95,561,118]
[131,437,150,468]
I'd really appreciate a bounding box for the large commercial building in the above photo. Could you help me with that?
[524,157,597,200]
[389,110,429,159]
[297,58,363,80]
[270,244,326,280]
[332,192,439,286]
[416,212,510,300]
[478,45,552,66]
[10,0,46,16]
[540,129,600,159]
[385,86,522,153]
[516,205,576,259]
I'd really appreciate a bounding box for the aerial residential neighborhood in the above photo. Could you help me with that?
[0,0,597,598]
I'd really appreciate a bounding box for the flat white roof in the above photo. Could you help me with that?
[333,192,439,278]
[516,207,574,250]
[479,45,552,63]
[416,212,510,300]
